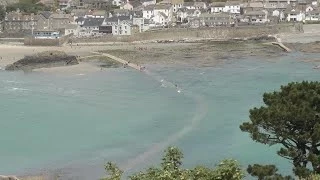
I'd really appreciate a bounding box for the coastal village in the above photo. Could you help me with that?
[0,0,319,38]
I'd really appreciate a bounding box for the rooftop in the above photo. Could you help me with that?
[225,1,241,6]
[245,10,266,15]
[82,18,104,27]
[211,2,226,7]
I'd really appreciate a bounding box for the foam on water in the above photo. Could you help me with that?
[121,69,208,171]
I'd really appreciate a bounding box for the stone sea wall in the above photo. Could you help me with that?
[24,34,72,46]
[72,24,297,43]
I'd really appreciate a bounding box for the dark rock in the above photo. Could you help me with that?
[5,51,79,71]
[247,35,276,42]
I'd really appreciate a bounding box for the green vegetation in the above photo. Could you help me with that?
[6,0,51,14]
[0,5,5,21]
[102,146,244,180]
[240,81,320,178]
[247,164,293,180]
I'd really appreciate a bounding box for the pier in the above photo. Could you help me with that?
[271,42,292,52]
[91,52,142,70]
[268,35,292,52]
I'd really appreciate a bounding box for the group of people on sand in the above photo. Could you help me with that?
[134,47,148,51]
[123,61,146,71]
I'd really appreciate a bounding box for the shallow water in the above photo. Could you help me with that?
[0,52,319,179]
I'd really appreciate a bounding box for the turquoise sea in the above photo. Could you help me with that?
[0,52,319,179]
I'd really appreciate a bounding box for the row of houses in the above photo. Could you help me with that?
[1,0,320,37]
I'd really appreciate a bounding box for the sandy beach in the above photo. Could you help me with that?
[1,24,320,74]
[0,44,107,73]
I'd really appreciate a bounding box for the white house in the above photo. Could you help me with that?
[112,20,132,35]
[286,9,305,21]
[244,10,269,23]
[306,5,314,12]
[154,4,173,18]
[112,0,125,6]
[143,4,173,22]
[272,9,285,21]
[152,12,169,25]
[64,24,80,36]
[305,10,320,21]
[224,1,241,14]
[143,5,155,19]
[177,8,201,23]
[133,16,145,32]
[211,2,226,13]
[58,0,71,10]
[311,0,317,6]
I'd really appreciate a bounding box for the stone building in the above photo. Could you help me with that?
[36,11,73,31]
[3,12,36,33]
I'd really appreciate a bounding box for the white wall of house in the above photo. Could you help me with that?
[172,3,183,12]
[143,9,154,19]
[65,27,79,36]
[184,5,196,9]
[112,0,124,6]
[224,4,240,14]
[84,15,105,18]
[306,6,314,12]
[133,17,145,32]
[152,13,168,25]
[211,6,225,13]
[112,22,131,35]
[272,9,280,16]
[154,7,173,19]
[177,11,187,22]
[286,11,305,21]
[311,1,317,6]
[305,12,320,21]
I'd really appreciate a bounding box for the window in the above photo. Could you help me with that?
[125,31,127,34]
[124,26,127,29]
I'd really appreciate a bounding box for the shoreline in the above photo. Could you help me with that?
[0,23,319,74]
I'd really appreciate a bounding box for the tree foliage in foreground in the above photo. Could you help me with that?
[247,164,293,180]
[240,81,320,178]
[0,5,5,21]
[102,146,244,180]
